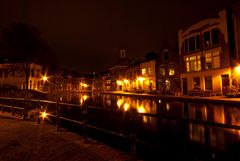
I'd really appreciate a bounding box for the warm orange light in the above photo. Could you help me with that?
[116,80,123,85]
[235,65,240,74]
[137,77,145,82]
[137,105,146,113]
[123,79,129,83]
[166,103,170,111]
[80,83,88,87]
[83,95,88,101]
[123,103,130,111]
[42,75,48,82]
[117,99,123,108]
[41,111,47,119]
[80,98,83,105]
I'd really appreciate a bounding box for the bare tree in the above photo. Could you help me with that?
[1,22,51,90]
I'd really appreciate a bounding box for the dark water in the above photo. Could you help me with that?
[47,93,240,161]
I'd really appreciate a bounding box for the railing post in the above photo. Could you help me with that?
[11,97,14,116]
[23,98,26,120]
[37,100,40,124]
[56,101,60,131]
[83,104,88,141]
[130,110,137,161]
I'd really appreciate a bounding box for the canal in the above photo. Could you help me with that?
[48,92,240,161]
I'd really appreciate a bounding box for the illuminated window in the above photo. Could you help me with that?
[185,55,201,72]
[205,51,220,70]
[142,68,146,75]
[205,53,212,70]
[160,67,165,76]
[213,51,220,68]
[169,67,175,76]
[186,58,190,72]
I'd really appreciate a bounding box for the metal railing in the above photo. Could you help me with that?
[1,96,240,161]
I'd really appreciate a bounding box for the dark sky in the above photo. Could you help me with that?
[0,0,236,73]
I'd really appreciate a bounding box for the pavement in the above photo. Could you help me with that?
[0,114,130,161]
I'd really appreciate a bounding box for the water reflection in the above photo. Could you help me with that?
[59,93,240,129]
[56,93,240,158]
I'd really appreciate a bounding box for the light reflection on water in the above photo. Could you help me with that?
[56,93,240,159]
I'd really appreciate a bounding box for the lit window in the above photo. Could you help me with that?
[213,51,220,68]
[204,51,220,70]
[205,53,212,70]
[169,67,175,76]
[185,55,201,72]
[142,68,146,75]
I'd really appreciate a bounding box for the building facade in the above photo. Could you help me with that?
[178,9,234,95]
[109,49,131,91]
[0,61,43,91]
[139,59,156,92]
[157,46,181,95]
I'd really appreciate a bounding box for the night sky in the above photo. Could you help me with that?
[0,0,236,73]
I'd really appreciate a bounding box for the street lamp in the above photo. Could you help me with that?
[235,65,240,74]
[42,75,48,82]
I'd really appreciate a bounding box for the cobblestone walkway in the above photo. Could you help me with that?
[0,117,130,161]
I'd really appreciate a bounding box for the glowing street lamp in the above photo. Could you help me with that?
[41,111,48,119]
[42,75,48,82]
[235,65,240,74]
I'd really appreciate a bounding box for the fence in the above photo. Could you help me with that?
[1,96,240,161]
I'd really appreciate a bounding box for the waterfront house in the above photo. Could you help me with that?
[178,9,237,95]
[157,44,181,95]
[109,49,131,91]
[0,58,43,91]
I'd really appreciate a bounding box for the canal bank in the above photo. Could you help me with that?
[100,91,240,104]
[0,116,130,161]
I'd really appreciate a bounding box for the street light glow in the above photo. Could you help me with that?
[137,77,145,82]
[235,65,240,74]
[41,111,47,119]
[116,80,123,85]
[42,75,48,82]
[123,79,129,83]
